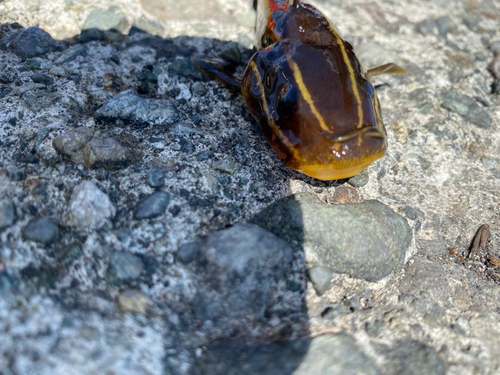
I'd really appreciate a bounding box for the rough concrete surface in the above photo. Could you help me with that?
[0,0,499,374]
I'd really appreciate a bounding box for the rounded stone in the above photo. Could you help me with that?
[62,180,116,231]
[133,191,170,220]
[107,252,144,282]
[250,193,412,282]
[146,168,165,188]
[117,289,152,315]
[308,266,333,295]
[23,216,59,245]
[0,198,16,231]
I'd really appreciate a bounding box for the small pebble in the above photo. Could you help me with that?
[308,266,333,295]
[23,216,59,245]
[117,289,152,314]
[62,181,116,231]
[0,198,16,231]
[211,158,241,175]
[146,168,165,188]
[107,251,144,283]
[134,191,170,220]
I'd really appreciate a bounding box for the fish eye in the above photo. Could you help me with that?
[261,34,273,48]
[277,85,297,119]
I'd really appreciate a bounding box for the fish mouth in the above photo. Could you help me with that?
[286,125,387,180]
[321,125,385,143]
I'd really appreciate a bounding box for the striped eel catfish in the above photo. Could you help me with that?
[195,0,405,180]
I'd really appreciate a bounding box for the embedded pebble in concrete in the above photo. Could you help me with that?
[211,158,241,174]
[133,191,171,220]
[440,90,492,129]
[94,90,178,127]
[52,127,95,165]
[250,193,411,282]
[189,223,294,320]
[146,168,165,188]
[107,251,145,284]
[117,289,152,314]
[83,135,143,170]
[0,198,16,231]
[381,339,447,375]
[22,216,59,245]
[194,333,379,375]
[62,180,116,231]
[30,73,54,86]
[0,26,62,58]
[308,266,333,295]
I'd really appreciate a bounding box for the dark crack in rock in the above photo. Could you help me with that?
[95,90,178,127]
[250,193,411,282]
[22,216,59,245]
[190,223,293,321]
[134,191,171,220]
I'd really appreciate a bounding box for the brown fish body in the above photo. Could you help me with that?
[195,0,404,180]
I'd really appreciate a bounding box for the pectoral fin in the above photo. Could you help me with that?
[367,63,406,77]
[192,57,242,90]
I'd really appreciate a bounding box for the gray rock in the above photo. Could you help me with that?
[82,9,129,34]
[83,135,143,170]
[440,91,492,129]
[347,170,369,187]
[133,191,170,220]
[22,216,59,245]
[308,266,333,295]
[194,333,379,375]
[211,158,241,175]
[107,251,144,283]
[52,127,94,165]
[0,26,61,58]
[196,150,214,161]
[176,242,199,264]
[218,41,242,64]
[146,168,165,188]
[62,181,116,231]
[0,198,16,231]
[382,339,447,375]
[191,223,294,320]
[117,289,152,314]
[398,256,450,301]
[95,90,178,127]
[250,193,411,282]
[30,73,54,86]
[6,167,26,181]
